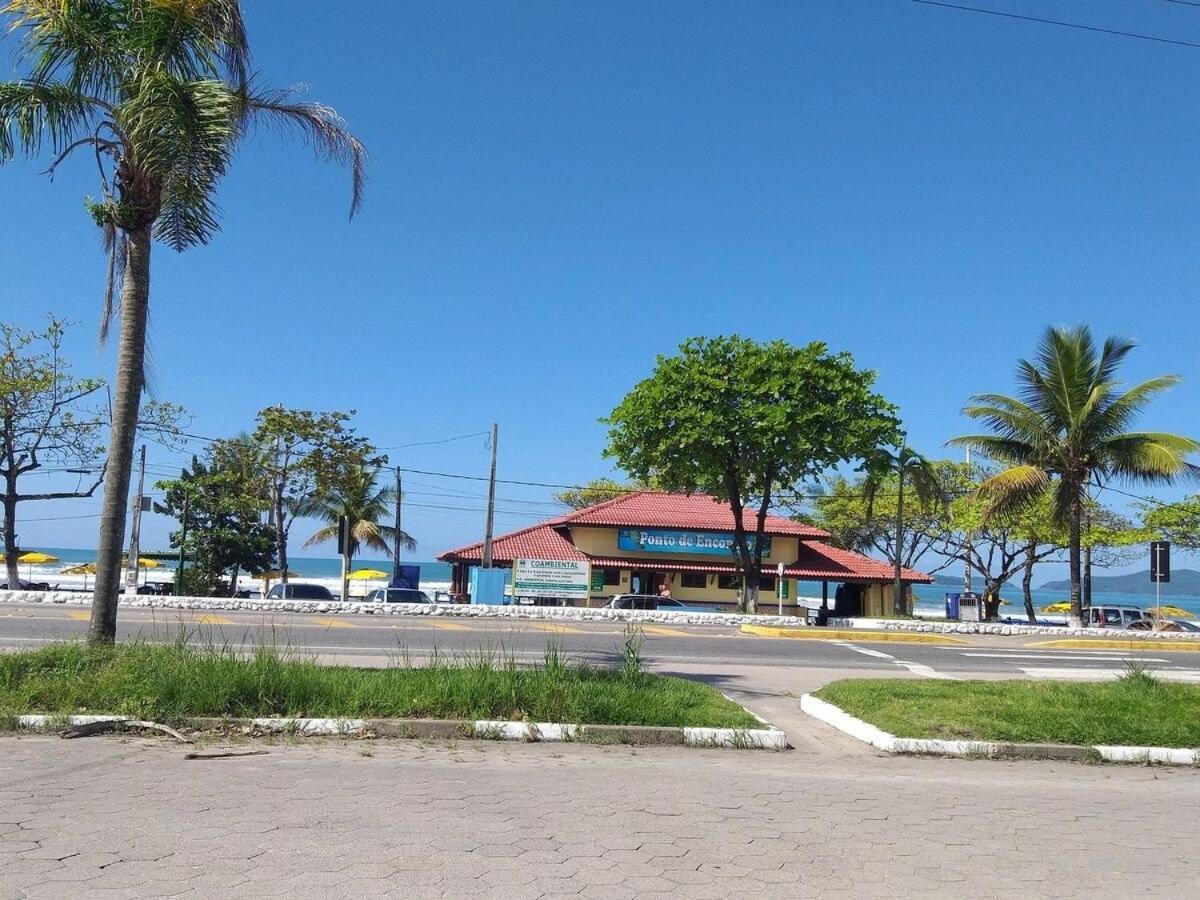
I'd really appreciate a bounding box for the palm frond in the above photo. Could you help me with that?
[98,218,126,343]
[238,86,365,219]
[120,74,238,250]
[0,79,99,160]
[977,465,1051,521]
[1099,434,1200,485]
[1088,376,1183,441]
[946,434,1038,467]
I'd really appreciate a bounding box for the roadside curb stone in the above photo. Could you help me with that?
[10,713,789,750]
[799,693,1200,766]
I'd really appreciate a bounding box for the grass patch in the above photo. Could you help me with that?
[816,670,1200,747]
[0,641,758,729]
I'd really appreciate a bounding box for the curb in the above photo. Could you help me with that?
[10,714,787,751]
[826,616,1200,642]
[740,624,966,645]
[798,694,1200,766]
[1029,639,1200,652]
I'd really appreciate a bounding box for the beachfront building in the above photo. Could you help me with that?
[439,492,931,616]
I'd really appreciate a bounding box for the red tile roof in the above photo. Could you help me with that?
[438,491,931,584]
[558,491,828,537]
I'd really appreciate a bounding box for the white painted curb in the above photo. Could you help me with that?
[8,714,785,750]
[1093,745,1199,766]
[800,694,1200,766]
[683,726,788,750]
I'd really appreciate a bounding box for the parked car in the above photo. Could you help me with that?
[363,588,432,604]
[1128,617,1200,633]
[605,594,716,612]
[265,583,336,602]
[1086,605,1148,629]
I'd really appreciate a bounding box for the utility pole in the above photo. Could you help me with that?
[176,490,189,593]
[482,423,498,568]
[963,447,973,594]
[391,466,402,584]
[124,444,146,598]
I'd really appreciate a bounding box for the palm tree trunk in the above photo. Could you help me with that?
[1068,490,1083,628]
[340,549,350,602]
[893,471,905,616]
[90,225,151,644]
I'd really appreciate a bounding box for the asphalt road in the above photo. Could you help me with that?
[3,601,1200,682]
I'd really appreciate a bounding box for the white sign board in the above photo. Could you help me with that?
[513,558,590,599]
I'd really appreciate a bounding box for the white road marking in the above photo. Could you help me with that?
[897,661,960,681]
[1020,667,1200,683]
[960,653,1168,662]
[829,641,958,679]
[826,640,894,659]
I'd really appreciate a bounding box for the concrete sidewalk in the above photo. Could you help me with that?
[1,736,1196,899]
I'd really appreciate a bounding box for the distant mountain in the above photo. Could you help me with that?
[1038,569,1200,597]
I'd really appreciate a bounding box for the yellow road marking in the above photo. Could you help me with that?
[310,617,356,629]
[66,610,91,621]
[1028,638,1200,652]
[523,621,590,635]
[194,614,233,625]
[426,620,469,631]
[740,624,966,645]
[641,625,697,638]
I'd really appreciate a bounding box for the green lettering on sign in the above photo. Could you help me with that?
[590,569,605,592]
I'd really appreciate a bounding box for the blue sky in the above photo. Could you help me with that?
[3,0,1200,575]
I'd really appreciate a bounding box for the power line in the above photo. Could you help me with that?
[377,431,490,451]
[910,0,1200,48]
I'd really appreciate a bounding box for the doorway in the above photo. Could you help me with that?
[630,570,659,595]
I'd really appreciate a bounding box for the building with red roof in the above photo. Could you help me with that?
[439,491,931,616]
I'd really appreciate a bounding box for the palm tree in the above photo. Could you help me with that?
[0,1,364,642]
[863,442,944,616]
[301,465,416,601]
[951,326,1199,626]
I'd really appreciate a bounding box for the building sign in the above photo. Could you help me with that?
[616,528,771,557]
[513,558,591,599]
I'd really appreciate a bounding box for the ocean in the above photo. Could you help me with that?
[10,548,1200,618]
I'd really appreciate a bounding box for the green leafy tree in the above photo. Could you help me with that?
[1,318,105,588]
[301,463,416,601]
[951,326,1199,625]
[1141,494,1200,553]
[250,407,382,589]
[554,477,652,510]
[156,451,275,597]
[605,335,899,612]
[0,0,364,642]
[805,463,954,606]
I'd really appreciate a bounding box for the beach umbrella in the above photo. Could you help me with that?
[347,568,390,580]
[18,551,58,564]
[137,558,161,569]
[61,562,97,590]
[18,551,58,581]
[1152,605,1195,619]
[1041,602,1072,613]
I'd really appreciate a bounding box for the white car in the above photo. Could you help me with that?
[363,588,432,604]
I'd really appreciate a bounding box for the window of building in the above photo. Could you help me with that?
[680,572,706,589]
[759,575,776,592]
[603,568,622,586]
[717,574,741,591]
